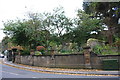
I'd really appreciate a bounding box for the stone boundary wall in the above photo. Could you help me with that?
[91,54,120,69]
[15,54,120,69]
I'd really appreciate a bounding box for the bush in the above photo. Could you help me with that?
[93,45,119,55]
[35,51,42,55]
[93,45,102,54]
[114,38,120,47]
[36,46,45,54]
[21,50,30,55]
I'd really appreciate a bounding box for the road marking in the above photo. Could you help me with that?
[2,71,19,75]
[1,71,39,78]
[32,77,38,78]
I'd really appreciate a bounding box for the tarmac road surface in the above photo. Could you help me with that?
[0,58,119,80]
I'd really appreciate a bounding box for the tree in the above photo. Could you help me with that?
[23,13,43,48]
[3,20,31,49]
[1,36,10,51]
[72,10,102,46]
[3,12,46,49]
[49,7,73,46]
[39,12,53,48]
[3,7,73,50]
[83,2,120,45]
[50,7,73,37]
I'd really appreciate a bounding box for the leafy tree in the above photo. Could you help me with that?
[50,7,73,46]
[39,12,53,48]
[83,2,120,45]
[1,36,10,51]
[3,6,103,53]
[3,12,45,49]
[23,13,42,48]
[3,7,73,51]
[50,7,73,37]
[3,20,31,49]
[72,10,102,46]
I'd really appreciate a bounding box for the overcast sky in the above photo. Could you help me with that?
[0,0,83,42]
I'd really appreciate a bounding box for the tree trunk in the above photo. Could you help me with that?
[107,26,114,45]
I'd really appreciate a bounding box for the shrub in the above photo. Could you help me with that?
[21,50,30,55]
[93,45,102,55]
[93,45,119,55]
[35,51,42,55]
[36,46,45,54]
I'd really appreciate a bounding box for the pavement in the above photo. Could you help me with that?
[2,58,120,76]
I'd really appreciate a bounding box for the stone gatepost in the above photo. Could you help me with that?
[83,46,91,69]
[50,49,55,60]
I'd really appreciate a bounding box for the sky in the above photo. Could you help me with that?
[0,0,83,42]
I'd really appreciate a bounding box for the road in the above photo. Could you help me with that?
[0,58,119,80]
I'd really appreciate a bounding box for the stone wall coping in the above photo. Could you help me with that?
[17,54,120,57]
[19,53,84,57]
[98,55,120,57]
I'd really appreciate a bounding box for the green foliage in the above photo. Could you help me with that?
[49,41,57,47]
[60,50,70,54]
[36,46,45,54]
[3,7,73,52]
[93,45,119,55]
[3,20,31,48]
[21,50,30,55]
[51,7,73,37]
[72,10,102,46]
[93,45,102,54]
[83,2,120,45]
[77,10,103,32]
[114,38,120,47]
[4,6,119,55]
[35,51,42,55]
